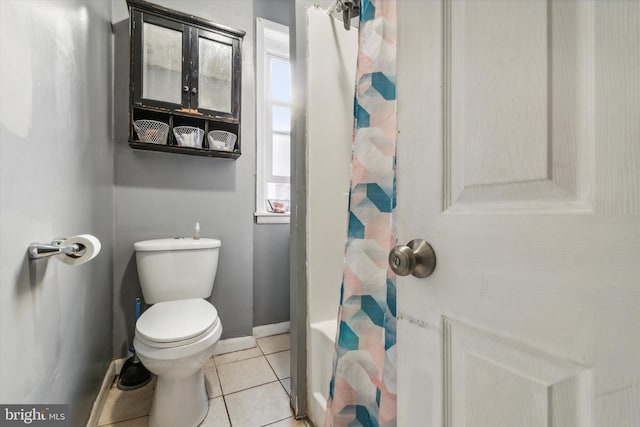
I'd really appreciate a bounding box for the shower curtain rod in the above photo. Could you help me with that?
[325,0,360,31]
[326,0,341,15]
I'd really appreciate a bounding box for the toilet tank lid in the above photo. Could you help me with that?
[134,237,221,251]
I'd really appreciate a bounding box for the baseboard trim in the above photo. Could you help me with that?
[213,336,257,355]
[213,321,291,355]
[253,321,291,338]
[86,358,124,427]
[114,356,126,376]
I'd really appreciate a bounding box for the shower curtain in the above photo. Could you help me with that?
[326,0,397,426]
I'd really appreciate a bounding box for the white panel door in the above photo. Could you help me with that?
[396,1,640,426]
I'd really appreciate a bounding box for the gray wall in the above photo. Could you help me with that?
[253,224,290,326]
[254,0,291,26]
[112,0,257,355]
[0,1,114,425]
[252,0,291,327]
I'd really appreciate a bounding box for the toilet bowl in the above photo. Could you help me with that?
[134,299,222,427]
[133,238,223,427]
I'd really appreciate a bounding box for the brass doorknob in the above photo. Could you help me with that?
[389,239,436,278]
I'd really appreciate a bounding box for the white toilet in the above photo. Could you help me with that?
[133,237,223,427]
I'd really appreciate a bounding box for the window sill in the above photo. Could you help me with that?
[255,212,290,224]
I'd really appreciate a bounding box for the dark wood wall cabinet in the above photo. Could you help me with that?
[127,0,244,159]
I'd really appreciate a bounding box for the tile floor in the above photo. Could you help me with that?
[97,333,310,427]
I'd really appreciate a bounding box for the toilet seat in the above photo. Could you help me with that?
[136,298,219,349]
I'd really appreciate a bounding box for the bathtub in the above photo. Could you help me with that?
[308,319,338,427]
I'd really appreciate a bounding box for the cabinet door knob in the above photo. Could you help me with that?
[183,85,190,92]
[191,87,198,95]
[389,239,436,278]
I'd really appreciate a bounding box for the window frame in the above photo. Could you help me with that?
[255,17,291,224]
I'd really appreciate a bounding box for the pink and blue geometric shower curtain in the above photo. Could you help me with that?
[325,0,397,426]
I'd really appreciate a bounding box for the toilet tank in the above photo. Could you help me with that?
[134,238,221,304]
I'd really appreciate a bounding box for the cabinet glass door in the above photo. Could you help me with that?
[197,34,233,114]
[142,22,183,104]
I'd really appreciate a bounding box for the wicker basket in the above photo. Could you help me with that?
[173,126,205,148]
[133,120,169,144]
[207,130,237,151]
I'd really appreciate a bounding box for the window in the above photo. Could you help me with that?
[256,18,290,223]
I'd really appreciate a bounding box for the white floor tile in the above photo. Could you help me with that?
[224,382,292,427]
[257,333,290,354]
[199,396,230,427]
[214,346,263,366]
[204,366,223,398]
[217,356,277,394]
[100,416,149,427]
[97,335,302,427]
[266,350,290,379]
[280,378,291,396]
[264,417,310,426]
